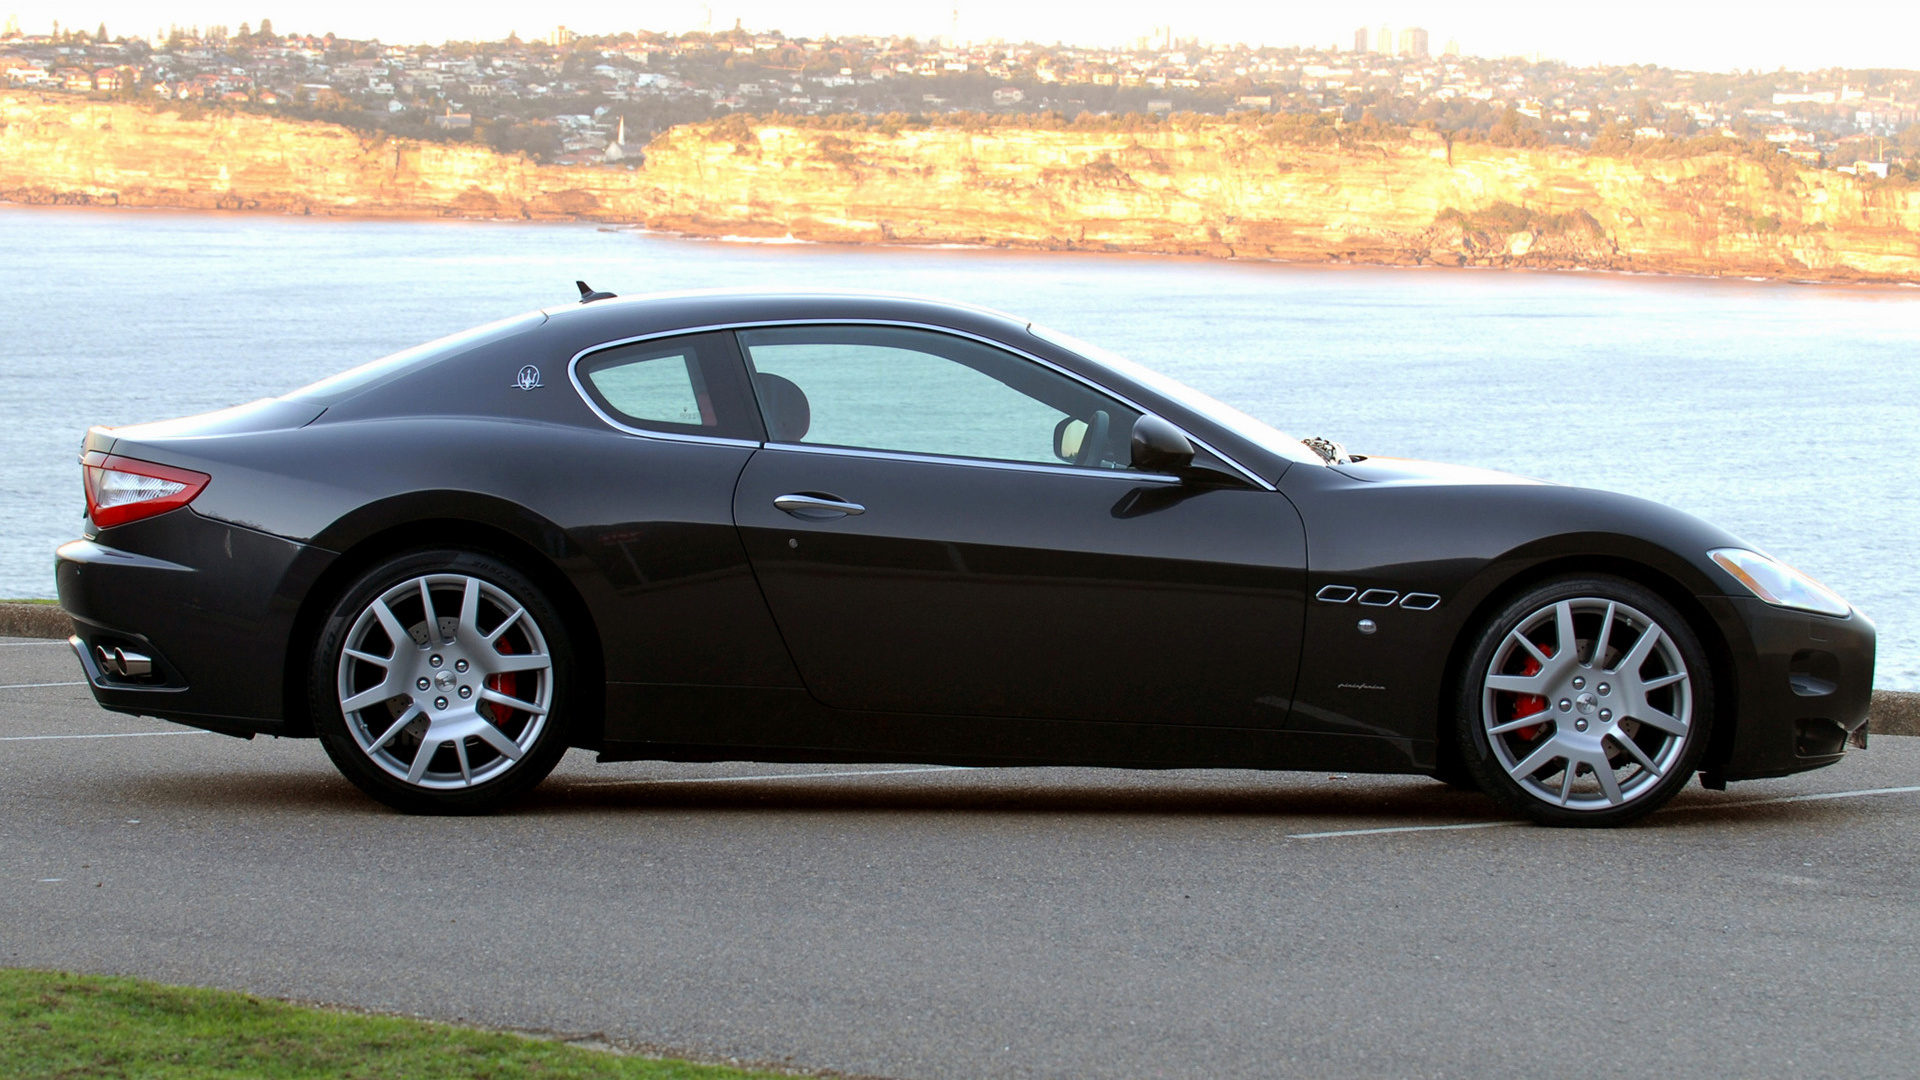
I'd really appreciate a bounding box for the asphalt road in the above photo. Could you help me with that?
[5,634,1919,1079]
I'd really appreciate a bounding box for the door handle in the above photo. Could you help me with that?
[773,493,866,518]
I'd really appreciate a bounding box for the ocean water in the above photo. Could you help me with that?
[1,206,1913,688]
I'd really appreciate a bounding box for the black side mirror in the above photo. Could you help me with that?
[1130,414,1195,473]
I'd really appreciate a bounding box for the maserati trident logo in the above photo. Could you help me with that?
[513,365,543,391]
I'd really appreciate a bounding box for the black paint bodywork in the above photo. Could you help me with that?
[55,291,1877,785]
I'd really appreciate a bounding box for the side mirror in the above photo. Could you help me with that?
[1130,414,1195,474]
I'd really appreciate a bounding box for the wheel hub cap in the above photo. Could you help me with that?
[1481,597,1693,811]
[335,573,553,790]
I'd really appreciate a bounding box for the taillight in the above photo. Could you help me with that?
[82,451,210,528]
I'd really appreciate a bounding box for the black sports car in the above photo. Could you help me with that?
[56,287,1875,825]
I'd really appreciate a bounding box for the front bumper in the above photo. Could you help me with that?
[55,508,333,736]
[1700,594,1876,784]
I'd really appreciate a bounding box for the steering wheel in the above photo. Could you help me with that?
[1075,409,1111,467]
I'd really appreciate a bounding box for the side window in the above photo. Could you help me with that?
[576,333,762,440]
[588,350,710,426]
[736,325,1142,469]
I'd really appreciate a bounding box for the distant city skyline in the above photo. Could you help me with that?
[8,1,1920,73]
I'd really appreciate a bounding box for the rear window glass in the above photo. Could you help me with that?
[583,348,716,428]
[283,312,547,406]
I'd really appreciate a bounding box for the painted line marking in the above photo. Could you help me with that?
[577,765,974,788]
[0,641,70,648]
[0,681,86,690]
[1290,820,1513,839]
[1290,783,1920,838]
[1682,783,1920,810]
[0,730,207,742]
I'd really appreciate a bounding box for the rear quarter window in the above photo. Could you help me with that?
[574,332,763,441]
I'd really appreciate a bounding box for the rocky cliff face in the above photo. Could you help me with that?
[6,91,1919,283]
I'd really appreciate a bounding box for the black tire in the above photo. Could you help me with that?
[309,549,574,814]
[1429,757,1481,792]
[1454,575,1712,827]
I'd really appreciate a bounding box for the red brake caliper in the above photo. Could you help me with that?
[485,638,519,730]
[1509,647,1552,740]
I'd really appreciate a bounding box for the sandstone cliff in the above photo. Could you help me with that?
[5,91,1919,283]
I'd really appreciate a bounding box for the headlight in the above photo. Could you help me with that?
[1709,548,1850,617]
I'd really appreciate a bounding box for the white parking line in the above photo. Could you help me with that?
[0,730,207,742]
[0,681,86,690]
[1684,783,1920,810]
[576,765,974,788]
[0,641,68,647]
[1290,820,1512,839]
[1290,783,1920,838]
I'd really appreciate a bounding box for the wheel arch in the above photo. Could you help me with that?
[281,500,606,747]
[1433,548,1738,777]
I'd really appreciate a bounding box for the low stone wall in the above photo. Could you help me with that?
[1874,691,1920,739]
[0,602,69,640]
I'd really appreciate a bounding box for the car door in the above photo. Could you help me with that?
[729,323,1308,728]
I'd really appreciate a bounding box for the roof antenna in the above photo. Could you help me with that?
[576,280,617,303]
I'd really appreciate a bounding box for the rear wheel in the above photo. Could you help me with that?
[1456,575,1711,827]
[310,549,573,814]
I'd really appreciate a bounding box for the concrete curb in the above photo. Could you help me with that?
[0,602,70,640]
[1874,690,1920,738]
[2,600,1914,736]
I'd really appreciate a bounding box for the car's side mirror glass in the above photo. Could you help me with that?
[1130,414,1195,474]
[1053,416,1089,463]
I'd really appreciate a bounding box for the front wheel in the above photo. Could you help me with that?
[310,549,574,814]
[1455,575,1712,827]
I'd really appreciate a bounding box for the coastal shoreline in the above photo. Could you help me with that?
[6,91,1919,288]
[6,197,1920,294]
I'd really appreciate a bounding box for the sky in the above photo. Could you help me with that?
[8,1,1920,73]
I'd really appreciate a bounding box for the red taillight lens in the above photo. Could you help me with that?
[82,451,211,529]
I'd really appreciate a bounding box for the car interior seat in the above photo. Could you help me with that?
[755,374,812,441]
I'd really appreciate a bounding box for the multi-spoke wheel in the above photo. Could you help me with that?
[1456,576,1712,826]
[311,550,573,813]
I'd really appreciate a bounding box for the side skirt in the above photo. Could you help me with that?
[600,683,1433,773]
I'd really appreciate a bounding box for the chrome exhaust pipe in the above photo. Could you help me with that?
[94,646,153,678]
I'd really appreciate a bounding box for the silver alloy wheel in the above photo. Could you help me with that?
[334,573,553,789]
[1480,597,1692,811]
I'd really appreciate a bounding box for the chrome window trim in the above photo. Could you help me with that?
[566,332,762,449]
[760,441,1183,484]
[566,319,1276,491]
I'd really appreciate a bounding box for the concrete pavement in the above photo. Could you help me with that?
[5,635,1919,1079]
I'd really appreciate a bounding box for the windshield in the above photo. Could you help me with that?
[283,311,547,406]
[1026,323,1325,466]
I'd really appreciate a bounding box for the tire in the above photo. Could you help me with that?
[1454,575,1712,827]
[1429,757,1481,792]
[309,549,574,814]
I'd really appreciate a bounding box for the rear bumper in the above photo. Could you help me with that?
[55,509,333,736]
[1701,594,1876,784]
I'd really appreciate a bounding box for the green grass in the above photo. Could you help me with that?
[0,598,58,604]
[1,969,799,1080]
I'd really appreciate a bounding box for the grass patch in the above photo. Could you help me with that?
[1,598,58,604]
[1,969,797,1080]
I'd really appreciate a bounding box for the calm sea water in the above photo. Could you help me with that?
[1,206,1913,688]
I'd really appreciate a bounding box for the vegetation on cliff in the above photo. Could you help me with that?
[3,91,1917,284]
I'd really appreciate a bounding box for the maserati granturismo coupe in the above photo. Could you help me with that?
[56,286,1875,825]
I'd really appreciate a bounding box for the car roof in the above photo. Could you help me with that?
[537,287,1036,342]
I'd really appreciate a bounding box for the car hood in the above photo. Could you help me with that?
[1329,455,1544,487]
